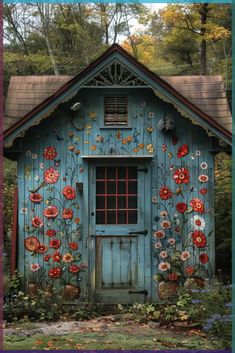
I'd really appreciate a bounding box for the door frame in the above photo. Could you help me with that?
[87,159,152,304]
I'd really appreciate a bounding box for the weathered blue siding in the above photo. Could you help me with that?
[17,87,215,302]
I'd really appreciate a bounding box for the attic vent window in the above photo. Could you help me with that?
[104,96,128,126]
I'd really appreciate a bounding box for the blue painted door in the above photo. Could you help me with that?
[89,162,151,304]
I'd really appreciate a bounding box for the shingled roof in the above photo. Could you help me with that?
[4,74,232,133]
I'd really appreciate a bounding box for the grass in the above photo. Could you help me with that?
[4,329,226,350]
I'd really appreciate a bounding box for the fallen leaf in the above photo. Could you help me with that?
[34,340,44,345]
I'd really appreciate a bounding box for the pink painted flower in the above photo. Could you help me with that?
[43,146,57,160]
[181,251,191,261]
[160,251,168,259]
[62,208,73,220]
[30,263,41,272]
[43,205,59,219]
[62,186,76,200]
[32,216,43,228]
[158,262,171,272]
[154,230,165,239]
[44,168,60,184]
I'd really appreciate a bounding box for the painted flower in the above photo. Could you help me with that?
[158,262,171,272]
[168,238,176,245]
[181,251,191,261]
[69,242,79,251]
[190,198,204,213]
[200,162,208,170]
[35,244,48,254]
[62,186,76,200]
[173,168,190,184]
[200,188,208,195]
[195,150,201,156]
[177,144,189,158]
[159,186,173,200]
[40,163,44,169]
[30,263,41,272]
[80,263,88,270]
[199,253,209,264]
[44,168,60,184]
[21,208,28,215]
[160,251,168,259]
[69,265,80,274]
[152,196,157,204]
[190,215,205,230]
[32,216,43,228]
[29,193,43,203]
[62,253,74,263]
[160,211,168,218]
[24,236,40,252]
[176,202,187,214]
[43,146,57,160]
[43,254,51,262]
[154,241,162,249]
[185,266,194,276]
[192,230,207,248]
[172,136,179,145]
[149,112,154,118]
[168,273,179,281]
[147,144,154,153]
[48,267,62,279]
[52,251,62,262]
[162,144,167,152]
[49,239,61,249]
[46,229,56,237]
[198,174,209,183]
[43,205,59,219]
[62,208,73,220]
[160,220,171,229]
[154,230,165,239]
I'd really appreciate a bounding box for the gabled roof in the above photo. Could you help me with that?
[3,44,232,146]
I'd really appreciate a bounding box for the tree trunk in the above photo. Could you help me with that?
[199,3,209,75]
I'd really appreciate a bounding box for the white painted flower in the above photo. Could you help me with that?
[152,196,157,204]
[30,263,41,272]
[174,213,179,219]
[154,241,162,249]
[154,230,165,239]
[32,154,37,159]
[181,251,191,261]
[149,112,154,118]
[168,238,176,245]
[34,175,40,182]
[195,150,201,156]
[198,174,209,183]
[160,211,168,218]
[26,150,31,156]
[200,162,208,170]
[191,154,195,160]
[160,251,168,259]
[170,165,175,171]
[39,163,44,169]
[20,208,27,214]
[160,220,171,229]
[140,101,146,107]
[190,215,205,230]
[158,261,171,272]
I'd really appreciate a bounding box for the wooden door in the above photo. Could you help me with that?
[89,164,150,304]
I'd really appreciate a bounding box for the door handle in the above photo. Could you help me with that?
[129,230,148,236]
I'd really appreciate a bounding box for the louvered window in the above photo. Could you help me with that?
[104,96,128,126]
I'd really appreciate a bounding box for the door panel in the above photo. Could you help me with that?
[89,163,150,304]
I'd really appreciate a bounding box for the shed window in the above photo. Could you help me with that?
[104,96,128,126]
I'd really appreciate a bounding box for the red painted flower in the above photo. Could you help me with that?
[44,168,60,184]
[35,244,48,254]
[176,202,187,214]
[43,146,57,160]
[173,168,190,184]
[192,230,207,248]
[199,253,209,264]
[69,265,81,274]
[62,186,76,200]
[24,236,40,252]
[49,239,61,249]
[190,198,204,213]
[200,188,208,195]
[80,263,88,269]
[177,144,189,158]
[43,205,59,219]
[32,216,43,228]
[159,186,173,200]
[43,254,51,262]
[52,251,62,262]
[46,229,56,237]
[162,144,167,152]
[62,208,73,220]
[185,266,194,276]
[29,193,43,203]
[168,273,179,281]
[48,267,62,279]
[69,242,79,251]
[172,136,179,145]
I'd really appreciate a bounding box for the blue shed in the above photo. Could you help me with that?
[4,44,232,304]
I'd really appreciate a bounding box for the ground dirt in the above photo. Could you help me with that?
[4,314,227,350]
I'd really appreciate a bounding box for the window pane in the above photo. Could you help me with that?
[128,196,137,209]
[107,196,116,209]
[96,167,105,179]
[118,182,126,194]
[128,181,137,194]
[96,181,105,194]
[96,196,105,209]
[118,167,126,179]
[96,211,105,224]
[107,167,116,179]
[118,211,126,224]
[128,210,138,224]
[128,167,137,179]
[118,196,126,209]
[107,182,116,194]
[107,211,116,224]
